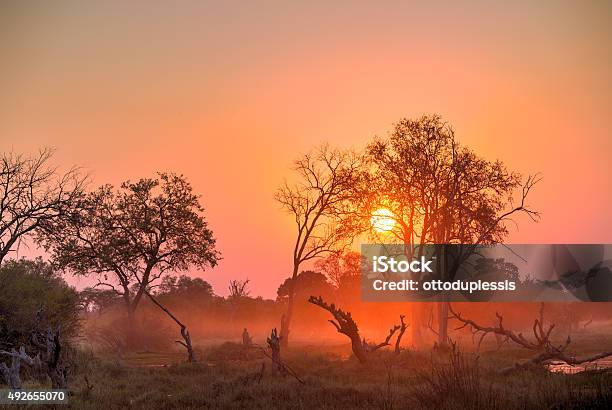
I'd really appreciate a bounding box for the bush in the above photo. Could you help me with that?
[0,258,80,350]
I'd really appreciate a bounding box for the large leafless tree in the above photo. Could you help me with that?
[275,145,361,346]
[0,148,85,264]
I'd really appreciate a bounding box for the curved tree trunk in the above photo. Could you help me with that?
[143,291,196,363]
[350,335,368,364]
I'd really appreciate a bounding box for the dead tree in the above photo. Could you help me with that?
[0,346,34,389]
[449,304,612,373]
[30,328,68,389]
[0,148,85,264]
[177,327,196,363]
[266,328,283,374]
[363,324,401,352]
[251,330,304,384]
[275,146,361,347]
[229,279,251,298]
[308,296,367,363]
[143,291,196,362]
[308,296,401,363]
[395,315,409,354]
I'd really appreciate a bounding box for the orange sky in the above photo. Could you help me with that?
[1,1,611,298]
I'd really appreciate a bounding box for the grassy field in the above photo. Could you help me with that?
[9,335,611,410]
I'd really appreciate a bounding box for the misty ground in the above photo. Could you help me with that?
[8,331,612,410]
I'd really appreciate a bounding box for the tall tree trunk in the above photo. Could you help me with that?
[280,265,299,348]
[410,304,424,349]
[436,247,449,348]
[280,299,293,348]
[437,301,449,347]
[123,266,153,348]
[132,265,153,317]
[125,302,138,350]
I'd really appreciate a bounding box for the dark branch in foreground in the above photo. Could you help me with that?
[395,315,409,355]
[143,290,196,363]
[308,296,406,363]
[366,325,401,352]
[248,330,305,384]
[449,303,612,373]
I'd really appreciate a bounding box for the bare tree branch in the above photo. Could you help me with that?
[448,303,612,372]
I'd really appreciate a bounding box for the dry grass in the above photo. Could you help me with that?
[4,333,612,409]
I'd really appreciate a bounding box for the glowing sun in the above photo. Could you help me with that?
[370,208,396,232]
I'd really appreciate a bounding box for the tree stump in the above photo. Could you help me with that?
[267,328,283,374]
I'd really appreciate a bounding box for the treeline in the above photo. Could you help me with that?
[79,266,611,352]
[1,254,609,358]
[2,116,611,362]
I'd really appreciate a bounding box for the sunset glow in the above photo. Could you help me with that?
[1,3,612,408]
[370,208,396,233]
[1,1,611,298]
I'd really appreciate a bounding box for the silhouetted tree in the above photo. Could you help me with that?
[39,173,220,341]
[315,251,362,288]
[158,274,214,299]
[0,148,85,264]
[141,288,197,363]
[228,279,251,299]
[275,145,360,346]
[356,115,540,347]
[308,296,401,364]
[277,270,334,302]
[79,287,120,316]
